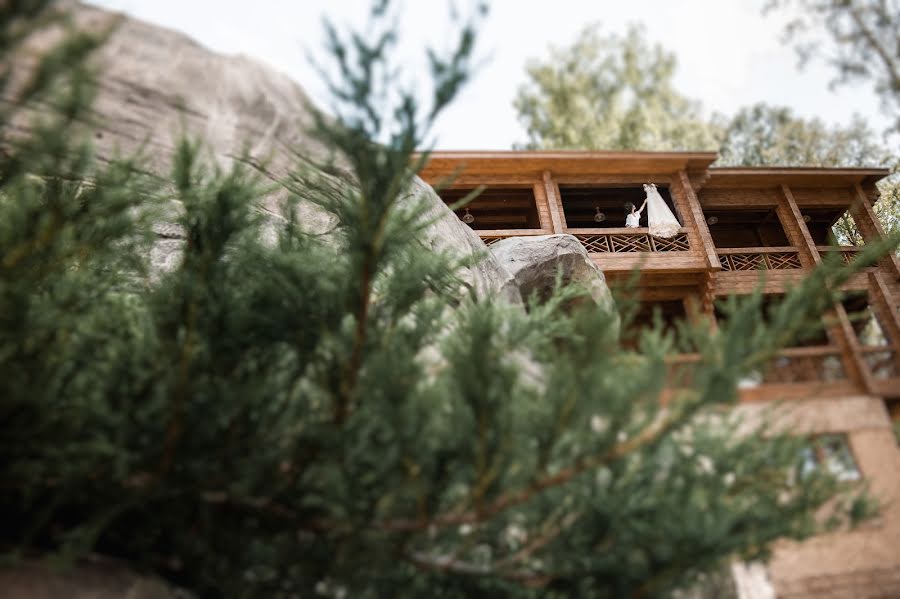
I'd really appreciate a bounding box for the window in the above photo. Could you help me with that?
[440,187,541,231]
[558,185,680,229]
[702,207,790,248]
[799,435,861,482]
[800,207,862,246]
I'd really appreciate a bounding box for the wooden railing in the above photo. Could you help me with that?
[716,247,803,271]
[566,227,691,253]
[664,346,847,389]
[859,346,900,381]
[816,245,863,265]
[665,353,701,388]
[760,346,847,384]
[476,229,548,247]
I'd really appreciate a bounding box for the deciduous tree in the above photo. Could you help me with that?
[513,24,719,151]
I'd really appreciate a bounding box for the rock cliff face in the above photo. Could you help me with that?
[12,1,518,300]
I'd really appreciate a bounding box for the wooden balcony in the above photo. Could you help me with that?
[717,247,803,271]
[816,245,868,266]
[666,346,863,401]
[475,228,692,253]
[759,346,847,384]
[475,227,704,273]
[860,345,900,398]
[566,227,691,253]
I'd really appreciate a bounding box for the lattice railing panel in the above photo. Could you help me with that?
[572,232,689,253]
[719,251,802,271]
[764,252,802,269]
[761,352,846,384]
[723,253,765,271]
[481,236,508,247]
[649,233,690,252]
[576,235,612,253]
[609,234,651,252]
[816,246,862,266]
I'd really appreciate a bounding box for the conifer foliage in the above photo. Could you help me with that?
[0,2,894,598]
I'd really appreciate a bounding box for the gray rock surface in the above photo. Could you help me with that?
[490,234,615,310]
[0,558,185,599]
[10,1,518,299]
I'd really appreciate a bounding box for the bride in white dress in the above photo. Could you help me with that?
[643,183,681,238]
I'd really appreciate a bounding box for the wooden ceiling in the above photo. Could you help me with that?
[439,187,539,230]
[418,151,718,179]
[706,167,889,189]
[418,152,889,192]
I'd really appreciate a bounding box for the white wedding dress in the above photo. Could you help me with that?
[643,183,681,238]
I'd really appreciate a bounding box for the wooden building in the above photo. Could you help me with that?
[419,151,900,599]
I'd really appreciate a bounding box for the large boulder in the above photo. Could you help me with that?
[8,1,518,300]
[490,234,615,311]
[0,558,184,599]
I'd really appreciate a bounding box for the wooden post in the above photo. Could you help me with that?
[777,185,820,268]
[675,169,721,270]
[778,184,878,392]
[531,181,554,232]
[830,304,877,395]
[869,272,900,346]
[851,183,900,279]
[542,171,567,234]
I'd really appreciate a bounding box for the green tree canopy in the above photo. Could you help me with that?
[2,3,894,598]
[764,0,900,134]
[513,24,720,151]
[715,104,890,167]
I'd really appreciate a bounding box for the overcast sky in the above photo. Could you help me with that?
[87,0,890,150]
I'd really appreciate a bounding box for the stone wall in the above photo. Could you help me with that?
[738,396,900,599]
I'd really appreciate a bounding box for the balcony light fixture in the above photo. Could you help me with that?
[803,214,811,223]
[594,207,606,223]
[462,208,475,224]
[706,216,719,225]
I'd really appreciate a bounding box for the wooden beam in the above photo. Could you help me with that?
[738,380,861,402]
[675,169,721,270]
[869,272,900,346]
[552,173,673,185]
[851,183,900,279]
[706,167,889,189]
[715,246,798,255]
[566,226,688,235]
[591,254,708,273]
[531,181,554,232]
[777,185,821,268]
[637,286,705,302]
[430,175,542,186]
[542,170,567,234]
[475,228,549,237]
[830,304,876,395]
